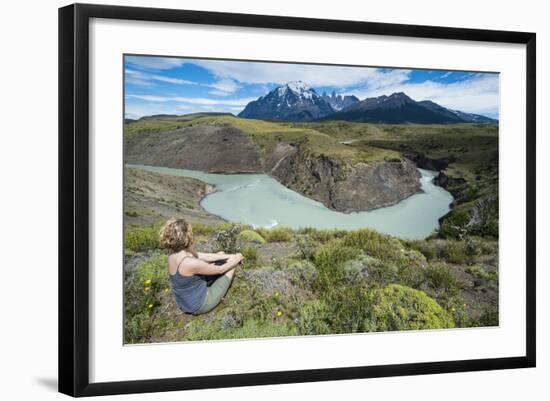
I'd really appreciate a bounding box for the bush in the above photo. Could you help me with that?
[365,284,455,331]
[124,223,162,252]
[238,229,266,244]
[406,240,439,260]
[185,318,298,341]
[321,284,373,333]
[263,227,293,242]
[214,224,242,253]
[297,300,332,335]
[295,235,320,261]
[465,264,498,288]
[303,228,346,243]
[424,263,463,296]
[240,246,259,269]
[124,253,169,343]
[443,240,473,264]
[341,229,419,265]
[314,240,358,288]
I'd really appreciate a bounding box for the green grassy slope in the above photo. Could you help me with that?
[124,222,498,343]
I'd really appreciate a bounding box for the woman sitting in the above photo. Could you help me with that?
[159,218,243,315]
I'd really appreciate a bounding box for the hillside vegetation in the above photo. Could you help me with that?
[125,221,498,343]
[123,115,499,343]
[294,121,499,238]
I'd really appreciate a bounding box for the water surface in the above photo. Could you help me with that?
[129,164,453,239]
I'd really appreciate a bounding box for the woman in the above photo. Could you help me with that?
[159,218,243,315]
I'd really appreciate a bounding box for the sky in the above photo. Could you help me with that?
[124,55,499,120]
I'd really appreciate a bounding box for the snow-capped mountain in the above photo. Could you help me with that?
[239,84,497,124]
[325,92,497,124]
[321,91,359,111]
[238,81,335,121]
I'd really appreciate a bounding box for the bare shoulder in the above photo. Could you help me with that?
[172,252,211,276]
[168,252,193,276]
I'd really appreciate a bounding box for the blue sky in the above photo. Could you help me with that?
[124,55,499,119]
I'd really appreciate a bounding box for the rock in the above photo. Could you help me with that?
[271,144,421,212]
[125,124,263,173]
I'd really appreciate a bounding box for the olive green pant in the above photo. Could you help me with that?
[193,274,232,315]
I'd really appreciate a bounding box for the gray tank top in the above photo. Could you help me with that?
[169,255,207,314]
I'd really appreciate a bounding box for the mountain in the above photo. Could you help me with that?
[238,81,334,121]
[323,92,497,124]
[321,91,359,111]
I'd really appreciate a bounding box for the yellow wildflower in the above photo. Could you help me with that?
[144,279,152,285]
[277,311,283,317]
[147,304,153,309]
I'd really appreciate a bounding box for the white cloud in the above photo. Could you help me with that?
[125,55,498,117]
[191,59,410,89]
[126,94,256,106]
[207,78,240,95]
[346,74,499,116]
[125,103,240,119]
[125,56,187,70]
[125,69,196,86]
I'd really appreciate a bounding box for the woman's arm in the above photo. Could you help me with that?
[186,253,243,276]
[197,251,230,262]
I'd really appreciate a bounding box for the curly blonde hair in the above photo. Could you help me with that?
[159,218,195,253]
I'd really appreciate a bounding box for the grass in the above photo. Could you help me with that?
[127,115,403,165]
[124,221,498,343]
[124,222,163,252]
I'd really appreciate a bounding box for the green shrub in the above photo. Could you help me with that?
[424,263,463,296]
[240,246,259,269]
[340,229,414,265]
[443,240,473,264]
[305,228,346,243]
[475,308,499,327]
[185,318,298,341]
[321,284,373,333]
[238,229,266,244]
[297,300,332,335]
[262,227,293,242]
[465,264,498,288]
[342,255,398,286]
[124,253,169,343]
[438,209,471,239]
[124,223,162,252]
[295,235,320,261]
[396,264,426,289]
[314,240,358,288]
[214,224,242,253]
[365,284,455,331]
[406,240,438,260]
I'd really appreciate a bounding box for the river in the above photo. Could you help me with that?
[128,164,454,239]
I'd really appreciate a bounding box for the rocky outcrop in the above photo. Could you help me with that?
[124,167,224,226]
[270,144,421,212]
[125,124,263,173]
[407,153,454,171]
[126,123,423,213]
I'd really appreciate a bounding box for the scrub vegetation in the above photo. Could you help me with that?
[123,115,499,343]
[124,222,498,343]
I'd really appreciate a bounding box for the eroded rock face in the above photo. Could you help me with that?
[125,124,264,173]
[126,124,422,213]
[271,145,421,212]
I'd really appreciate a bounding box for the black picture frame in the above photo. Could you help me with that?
[58,3,536,397]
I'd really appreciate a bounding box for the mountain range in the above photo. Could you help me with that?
[238,81,497,124]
